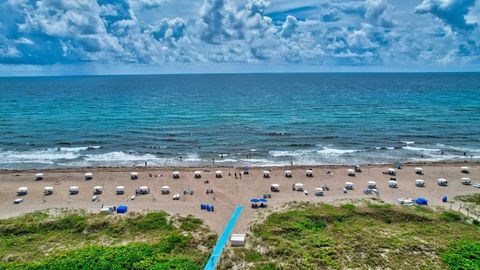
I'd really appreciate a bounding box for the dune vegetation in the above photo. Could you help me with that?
[0,210,216,270]
[220,202,480,270]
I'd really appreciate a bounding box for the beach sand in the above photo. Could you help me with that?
[0,163,478,234]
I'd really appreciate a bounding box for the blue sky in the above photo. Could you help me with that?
[0,0,479,75]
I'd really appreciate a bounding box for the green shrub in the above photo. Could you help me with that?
[442,241,480,270]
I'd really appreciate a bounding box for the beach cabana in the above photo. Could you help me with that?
[270,184,280,192]
[69,186,79,195]
[416,197,428,205]
[138,186,150,194]
[173,171,180,179]
[347,169,355,177]
[461,166,469,174]
[117,205,128,214]
[230,234,246,246]
[415,167,423,175]
[461,178,471,185]
[84,173,93,180]
[161,186,170,194]
[306,169,313,177]
[35,173,44,181]
[315,187,324,196]
[215,170,223,178]
[344,182,354,190]
[194,171,202,179]
[387,168,396,176]
[116,185,125,195]
[294,183,304,191]
[14,198,23,204]
[131,172,138,180]
[173,193,180,200]
[44,186,54,195]
[263,171,270,178]
[285,170,292,178]
[17,187,28,196]
[93,186,103,195]
[437,178,448,186]
[388,180,398,188]
[367,181,377,189]
[416,179,425,187]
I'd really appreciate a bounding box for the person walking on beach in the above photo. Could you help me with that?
[234,172,238,179]
[145,161,147,167]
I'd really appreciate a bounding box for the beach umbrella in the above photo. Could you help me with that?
[250,198,260,203]
[259,198,268,203]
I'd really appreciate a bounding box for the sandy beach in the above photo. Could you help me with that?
[0,162,478,234]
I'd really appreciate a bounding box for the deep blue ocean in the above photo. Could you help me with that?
[1,73,479,169]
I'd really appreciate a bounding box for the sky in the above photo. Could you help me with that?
[0,0,479,75]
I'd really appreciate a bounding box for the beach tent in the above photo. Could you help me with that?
[461,178,471,185]
[138,186,150,194]
[230,234,246,247]
[315,187,324,196]
[388,180,398,188]
[242,166,250,174]
[387,168,396,176]
[344,182,354,190]
[194,171,202,178]
[17,187,28,196]
[35,173,44,181]
[263,171,270,178]
[93,186,103,195]
[69,186,79,195]
[173,193,180,200]
[173,171,180,179]
[416,179,425,187]
[44,186,54,195]
[250,198,260,208]
[215,170,223,178]
[285,170,292,178]
[367,181,377,189]
[395,161,402,169]
[461,166,469,173]
[415,167,423,175]
[294,183,304,191]
[416,198,428,205]
[117,205,128,214]
[437,178,448,186]
[116,185,125,194]
[347,169,355,177]
[306,169,314,177]
[85,173,93,180]
[130,172,138,180]
[270,184,280,192]
[161,186,170,194]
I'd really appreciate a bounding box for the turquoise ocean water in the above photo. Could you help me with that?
[0,73,479,169]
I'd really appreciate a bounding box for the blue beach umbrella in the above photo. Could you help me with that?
[259,198,268,203]
[250,198,260,203]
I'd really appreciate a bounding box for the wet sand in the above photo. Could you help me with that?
[0,163,479,234]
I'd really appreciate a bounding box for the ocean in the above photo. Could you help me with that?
[1,73,479,169]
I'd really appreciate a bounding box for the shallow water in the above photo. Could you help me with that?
[1,73,479,169]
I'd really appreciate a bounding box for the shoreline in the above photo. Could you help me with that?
[1,160,478,174]
[0,162,478,235]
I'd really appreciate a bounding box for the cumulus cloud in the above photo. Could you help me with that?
[0,0,479,70]
[415,0,477,31]
[280,15,298,38]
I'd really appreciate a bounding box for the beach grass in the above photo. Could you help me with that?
[0,210,216,269]
[219,202,480,270]
[455,193,480,206]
